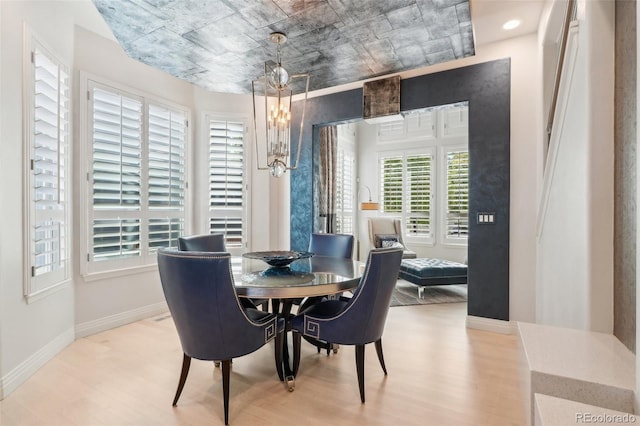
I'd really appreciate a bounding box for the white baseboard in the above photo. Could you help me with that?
[466,315,513,334]
[1,303,169,400]
[75,302,169,339]
[0,327,75,400]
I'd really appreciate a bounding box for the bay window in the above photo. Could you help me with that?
[82,77,189,276]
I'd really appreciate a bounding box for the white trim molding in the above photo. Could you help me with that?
[536,22,580,240]
[0,327,75,399]
[466,315,513,335]
[75,302,169,339]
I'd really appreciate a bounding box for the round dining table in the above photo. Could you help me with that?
[234,254,363,298]
[233,254,364,390]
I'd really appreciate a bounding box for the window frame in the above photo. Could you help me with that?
[22,28,72,301]
[204,113,251,256]
[439,143,469,246]
[336,126,356,234]
[378,146,436,246]
[79,72,191,280]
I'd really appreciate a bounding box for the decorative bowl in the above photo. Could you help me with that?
[242,250,313,268]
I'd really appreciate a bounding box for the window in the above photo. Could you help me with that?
[147,104,187,251]
[24,37,71,299]
[335,145,355,234]
[380,149,434,243]
[208,119,247,253]
[375,104,468,248]
[405,154,433,237]
[443,147,469,243]
[84,78,189,275]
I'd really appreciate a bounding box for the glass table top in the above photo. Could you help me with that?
[234,255,363,299]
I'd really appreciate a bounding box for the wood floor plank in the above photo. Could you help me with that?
[0,303,527,425]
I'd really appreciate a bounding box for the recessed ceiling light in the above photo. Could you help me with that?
[502,19,522,30]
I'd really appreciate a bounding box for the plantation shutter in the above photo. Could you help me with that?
[209,120,245,249]
[379,150,434,244]
[30,46,70,288]
[405,154,432,237]
[336,148,354,234]
[84,78,190,275]
[446,150,469,238]
[148,105,186,252]
[91,87,143,261]
[380,156,403,213]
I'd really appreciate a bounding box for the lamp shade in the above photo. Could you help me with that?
[360,202,379,211]
[359,185,378,210]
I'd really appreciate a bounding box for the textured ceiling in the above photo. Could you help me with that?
[93,0,475,94]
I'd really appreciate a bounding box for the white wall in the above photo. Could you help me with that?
[355,121,379,260]
[72,26,195,333]
[1,1,275,398]
[73,26,276,328]
[536,0,614,332]
[0,0,77,397]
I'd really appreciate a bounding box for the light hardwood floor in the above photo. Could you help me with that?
[0,302,527,426]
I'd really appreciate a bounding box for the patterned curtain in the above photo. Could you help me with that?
[318,125,337,233]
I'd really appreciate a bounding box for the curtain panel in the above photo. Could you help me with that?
[318,125,337,233]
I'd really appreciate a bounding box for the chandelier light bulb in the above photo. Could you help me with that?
[270,159,287,177]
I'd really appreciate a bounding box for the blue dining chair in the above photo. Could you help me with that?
[178,233,225,251]
[178,233,269,311]
[308,232,354,258]
[157,249,285,425]
[277,233,355,314]
[298,233,355,354]
[290,247,403,403]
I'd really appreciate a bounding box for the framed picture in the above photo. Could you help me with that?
[363,75,400,120]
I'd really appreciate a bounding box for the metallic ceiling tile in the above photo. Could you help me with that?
[274,0,326,16]
[92,0,475,93]
[156,0,235,35]
[347,14,394,40]
[455,1,471,22]
[238,3,289,28]
[386,4,423,29]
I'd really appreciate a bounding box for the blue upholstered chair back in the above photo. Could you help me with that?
[301,247,403,345]
[308,233,354,259]
[157,249,279,361]
[178,233,225,252]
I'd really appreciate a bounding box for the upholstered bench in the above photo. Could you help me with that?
[398,258,468,297]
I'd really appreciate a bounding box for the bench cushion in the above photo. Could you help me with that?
[399,258,467,286]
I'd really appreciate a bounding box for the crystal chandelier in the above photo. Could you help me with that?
[252,32,310,177]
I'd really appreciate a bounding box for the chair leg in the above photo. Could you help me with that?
[355,344,366,403]
[374,338,387,375]
[274,329,284,381]
[292,330,302,376]
[172,353,191,406]
[221,359,231,425]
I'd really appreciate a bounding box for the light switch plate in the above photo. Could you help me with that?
[477,212,496,224]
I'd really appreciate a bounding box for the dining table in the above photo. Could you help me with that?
[233,252,364,391]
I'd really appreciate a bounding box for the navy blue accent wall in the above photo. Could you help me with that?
[290,89,363,251]
[290,59,510,321]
